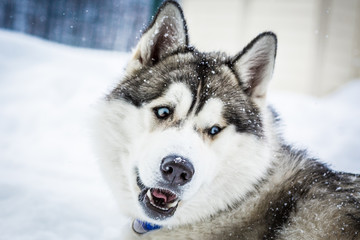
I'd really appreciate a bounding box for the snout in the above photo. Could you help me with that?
[160,155,195,186]
[137,155,195,220]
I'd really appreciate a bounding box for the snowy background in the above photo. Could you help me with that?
[0,29,359,239]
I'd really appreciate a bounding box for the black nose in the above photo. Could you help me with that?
[160,155,194,186]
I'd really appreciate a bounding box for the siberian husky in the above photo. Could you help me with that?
[94,1,360,239]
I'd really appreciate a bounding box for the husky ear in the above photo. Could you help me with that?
[232,32,277,99]
[129,1,188,70]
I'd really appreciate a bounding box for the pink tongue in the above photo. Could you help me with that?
[152,189,177,203]
[152,189,168,202]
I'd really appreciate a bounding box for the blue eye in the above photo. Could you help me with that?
[209,126,222,136]
[154,107,171,119]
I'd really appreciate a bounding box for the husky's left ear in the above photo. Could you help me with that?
[128,1,188,71]
[232,32,277,100]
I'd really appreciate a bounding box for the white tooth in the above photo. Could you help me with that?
[150,200,169,211]
[146,190,153,201]
[166,200,179,208]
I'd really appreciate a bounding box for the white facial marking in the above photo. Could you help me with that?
[194,98,225,129]
[150,82,193,118]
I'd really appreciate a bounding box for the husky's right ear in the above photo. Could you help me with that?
[231,32,277,101]
[127,1,188,72]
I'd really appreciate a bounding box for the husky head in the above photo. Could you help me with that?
[95,0,277,226]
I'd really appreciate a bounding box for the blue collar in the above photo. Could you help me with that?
[132,219,162,234]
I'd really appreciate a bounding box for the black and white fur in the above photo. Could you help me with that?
[94,1,360,239]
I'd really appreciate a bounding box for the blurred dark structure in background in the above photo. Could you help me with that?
[0,0,169,51]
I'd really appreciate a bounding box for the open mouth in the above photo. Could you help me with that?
[140,188,180,220]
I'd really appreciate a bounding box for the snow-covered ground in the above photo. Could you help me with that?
[0,29,359,239]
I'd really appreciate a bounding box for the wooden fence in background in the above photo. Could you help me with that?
[0,0,164,51]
